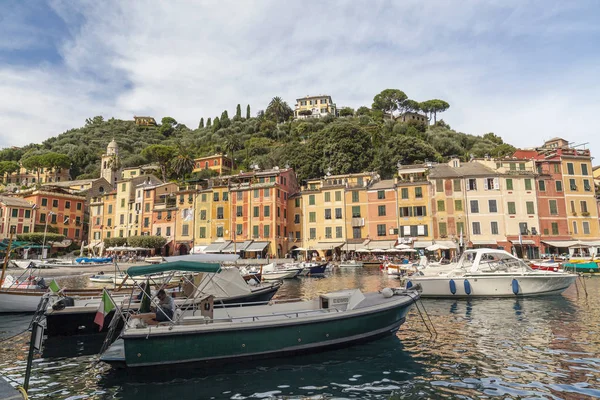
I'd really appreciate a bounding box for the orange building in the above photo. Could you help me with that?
[0,196,36,239]
[366,180,397,243]
[193,154,233,176]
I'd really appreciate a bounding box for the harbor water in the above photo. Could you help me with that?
[1,268,600,399]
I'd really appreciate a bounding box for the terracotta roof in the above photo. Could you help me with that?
[0,196,33,208]
[369,179,395,190]
[429,162,496,178]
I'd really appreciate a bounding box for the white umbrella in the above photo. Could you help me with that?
[399,248,417,253]
[355,248,371,253]
[384,248,399,252]
[395,244,410,250]
[369,248,385,252]
[426,244,449,251]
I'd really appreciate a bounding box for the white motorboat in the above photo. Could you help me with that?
[339,260,363,268]
[261,263,302,280]
[406,248,577,298]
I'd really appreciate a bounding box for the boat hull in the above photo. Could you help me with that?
[103,296,415,367]
[408,274,577,298]
[262,270,298,280]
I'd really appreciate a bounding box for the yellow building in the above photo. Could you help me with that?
[134,116,157,126]
[7,165,70,187]
[121,164,161,180]
[113,175,162,239]
[0,196,35,239]
[294,95,337,119]
[396,165,433,245]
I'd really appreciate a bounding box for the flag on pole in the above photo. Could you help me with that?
[48,280,61,293]
[94,289,116,331]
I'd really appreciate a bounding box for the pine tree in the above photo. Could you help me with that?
[206,118,212,127]
[221,110,229,120]
[213,117,221,132]
[246,104,251,119]
[236,104,242,118]
[198,118,204,129]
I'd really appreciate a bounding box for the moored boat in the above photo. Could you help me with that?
[562,261,599,273]
[339,260,363,268]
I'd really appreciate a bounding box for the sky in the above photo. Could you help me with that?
[1,0,599,157]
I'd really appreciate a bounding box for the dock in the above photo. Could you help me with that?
[0,376,23,400]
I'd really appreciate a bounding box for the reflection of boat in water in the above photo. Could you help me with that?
[339,260,363,268]
[407,248,577,298]
[99,260,419,368]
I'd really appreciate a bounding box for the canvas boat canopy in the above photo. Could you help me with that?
[127,261,221,277]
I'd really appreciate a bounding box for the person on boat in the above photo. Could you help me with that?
[135,282,147,301]
[133,289,175,326]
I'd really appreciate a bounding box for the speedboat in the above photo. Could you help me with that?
[261,262,302,280]
[99,260,420,368]
[529,260,562,272]
[299,262,328,276]
[406,248,577,298]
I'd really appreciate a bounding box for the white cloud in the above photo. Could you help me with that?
[0,0,598,158]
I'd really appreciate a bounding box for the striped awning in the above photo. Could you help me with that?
[203,241,232,253]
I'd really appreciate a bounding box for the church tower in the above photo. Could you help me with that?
[101,139,121,187]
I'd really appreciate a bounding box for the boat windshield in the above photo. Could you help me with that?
[457,250,533,273]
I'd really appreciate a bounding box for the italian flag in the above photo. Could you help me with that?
[94,289,116,331]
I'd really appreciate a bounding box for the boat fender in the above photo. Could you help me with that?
[512,279,519,295]
[381,287,394,298]
[406,281,413,289]
[449,279,457,295]
[464,279,472,295]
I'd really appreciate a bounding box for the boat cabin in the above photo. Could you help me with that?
[319,289,365,311]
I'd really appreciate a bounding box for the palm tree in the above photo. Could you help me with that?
[224,134,242,168]
[266,96,293,123]
[172,149,195,181]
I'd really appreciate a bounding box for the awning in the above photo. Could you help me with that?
[204,241,232,253]
[221,241,253,253]
[511,239,536,245]
[344,240,370,251]
[542,240,579,248]
[246,241,270,252]
[127,261,221,277]
[471,240,498,245]
[413,241,434,249]
[578,240,600,247]
[312,242,345,250]
[191,245,207,254]
[367,240,397,250]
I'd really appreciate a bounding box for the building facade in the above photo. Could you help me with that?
[0,196,35,239]
[294,95,337,119]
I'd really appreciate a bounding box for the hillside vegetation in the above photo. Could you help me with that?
[2,89,515,183]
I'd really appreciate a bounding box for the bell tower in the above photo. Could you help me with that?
[101,139,121,187]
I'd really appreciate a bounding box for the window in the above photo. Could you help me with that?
[336,226,342,238]
[538,180,546,191]
[264,206,270,217]
[467,179,477,191]
[572,221,578,234]
[294,198,300,207]
[40,213,46,223]
[551,222,559,235]
[120,199,125,208]
[324,209,331,219]
[216,226,224,237]
[352,206,361,217]
[325,227,332,239]
[378,205,386,216]
[470,200,479,213]
[324,192,331,202]
[65,201,71,209]
[454,200,463,211]
[23,226,30,234]
[436,179,444,192]
[119,214,124,224]
[567,163,574,175]
[221,192,228,201]
[439,222,447,237]
[570,201,576,214]
[414,187,423,198]
[41,198,48,207]
[485,178,497,190]
[198,227,205,238]
[526,201,535,215]
[107,218,112,227]
[453,179,461,192]
[377,190,385,199]
[264,225,270,238]
[252,225,259,238]
[237,191,243,201]
[201,193,207,202]
[200,210,207,220]
[236,206,243,217]
[294,214,300,224]
[488,200,497,213]
[353,227,361,239]
[399,207,412,217]
[377,224,386,236]
[213,192,219,202]
[216,207,224,219]
[506,179,513,190]
[433,200,444,212]
[524,179,532,191]
[519,222,528,235]
[143,217,149,228]
[309,228,316,239]
[414,206,427,217]
[236,224,243,235]
[584,179,592,192]
[569,178,577,191]
[145,203,150,212]
[401,188,409,199]
[63,228,68,236]
[549,200,558,215]
[583,221,590,235]
[121,183,126,192]
[335,191,341,201]
[52,199,59,207]
[182,224,189,236]
[309,195,315,205]
[253,206,259,218]
[263,188,269,198]
[472,222,481,235]
[119,230,123,238]
[309,212,316,223]
[581,201,588,214]
[254,189,259,198]
[352,191,359,202]
[491,221,499,235]
[456,222,465,235]
[507,202,516,215]
[556,180,563,192]
[519,163,525,171]
[581,164,589,175]
[335,208,342,219]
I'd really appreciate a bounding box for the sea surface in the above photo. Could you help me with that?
[1,268,600,399]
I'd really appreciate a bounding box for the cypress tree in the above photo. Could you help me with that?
[246,104,251,119]
[236,104,242,118]
[213,116,221,132]
[221,110,229,120]
[198,118,204,129]
[206,118,212,127]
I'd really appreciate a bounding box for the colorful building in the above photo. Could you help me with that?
[294,95,337,119]
[396,164,433,246]
[0,196,35,238]
[193,154,233,176]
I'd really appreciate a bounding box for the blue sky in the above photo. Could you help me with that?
[1,0,600,158]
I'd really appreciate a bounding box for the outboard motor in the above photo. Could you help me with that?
[52,296,75,311]
[37,277,48,289]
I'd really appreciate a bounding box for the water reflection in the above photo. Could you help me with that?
[0,269,599,399]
